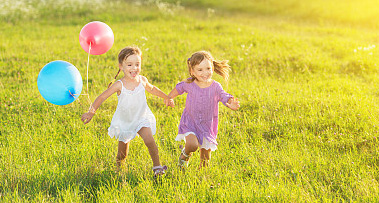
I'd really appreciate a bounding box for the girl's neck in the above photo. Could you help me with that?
[194,79,213,88]
[123,75,140,83]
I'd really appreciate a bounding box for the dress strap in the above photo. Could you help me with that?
[138,75,144,89]
[118,80,124,88]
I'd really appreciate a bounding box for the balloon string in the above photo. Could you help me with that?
[69,90,79,98]
[86,42,92,104]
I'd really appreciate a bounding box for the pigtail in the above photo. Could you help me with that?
[107,69,121,88]
[213,59,231,82]
[186,57,196,83]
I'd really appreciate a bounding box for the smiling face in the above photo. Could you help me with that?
[119,54,141,79]
[191,59,213,83]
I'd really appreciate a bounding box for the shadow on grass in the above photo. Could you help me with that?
[262,124,286,142]
[1,168,142,202]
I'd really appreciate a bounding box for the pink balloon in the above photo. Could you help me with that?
[79,21,114,55]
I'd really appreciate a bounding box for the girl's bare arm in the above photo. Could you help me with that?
[81,82,121,124]
[141,76,174,107]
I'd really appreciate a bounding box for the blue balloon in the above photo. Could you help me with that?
[37,60,83,105]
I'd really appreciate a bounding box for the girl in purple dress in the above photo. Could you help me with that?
[168,51,240,169]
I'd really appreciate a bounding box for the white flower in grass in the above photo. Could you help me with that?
[207,8,215,18]
[354,44,376,55]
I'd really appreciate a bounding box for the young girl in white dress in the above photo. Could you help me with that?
[81,46,173,176]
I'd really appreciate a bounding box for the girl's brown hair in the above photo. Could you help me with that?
[186,51,231,83]
[108,46,142,88]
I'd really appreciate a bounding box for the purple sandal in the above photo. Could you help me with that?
[152,165,167,177]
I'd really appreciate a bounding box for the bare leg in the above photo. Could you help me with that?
[138,127,161,167]
[116,141,130,168]
[199,148,211,168]
[180,134,199,160]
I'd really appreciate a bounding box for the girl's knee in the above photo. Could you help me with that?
[186,142,198,152]
[185,134,199,152]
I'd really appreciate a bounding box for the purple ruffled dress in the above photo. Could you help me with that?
[175,80,233,151]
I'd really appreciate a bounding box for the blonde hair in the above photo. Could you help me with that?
[108,46,142,88]
[186,51,231,83]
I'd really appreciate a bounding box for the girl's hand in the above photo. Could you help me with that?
[81,112,95,124]
[164,98,175,107]
[226,97,240,111]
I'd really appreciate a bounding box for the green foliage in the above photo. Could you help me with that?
[1,0,379,202]
[165,0,379,28]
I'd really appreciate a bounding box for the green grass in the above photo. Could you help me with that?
[2,0,379,202]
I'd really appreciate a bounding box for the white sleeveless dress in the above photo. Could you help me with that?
[108,77,156,143]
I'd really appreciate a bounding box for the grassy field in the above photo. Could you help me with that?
[2,0,379,202]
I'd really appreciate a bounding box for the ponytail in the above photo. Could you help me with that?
[213,59,231,82]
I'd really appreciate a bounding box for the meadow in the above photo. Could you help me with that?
[1,0,379,202]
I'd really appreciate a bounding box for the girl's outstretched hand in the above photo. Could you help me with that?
[226,97,240,110]
[81,112,95,124]
[164,98,175,107]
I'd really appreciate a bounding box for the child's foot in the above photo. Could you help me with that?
[178,146,190,170]
[152,165,167,178]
